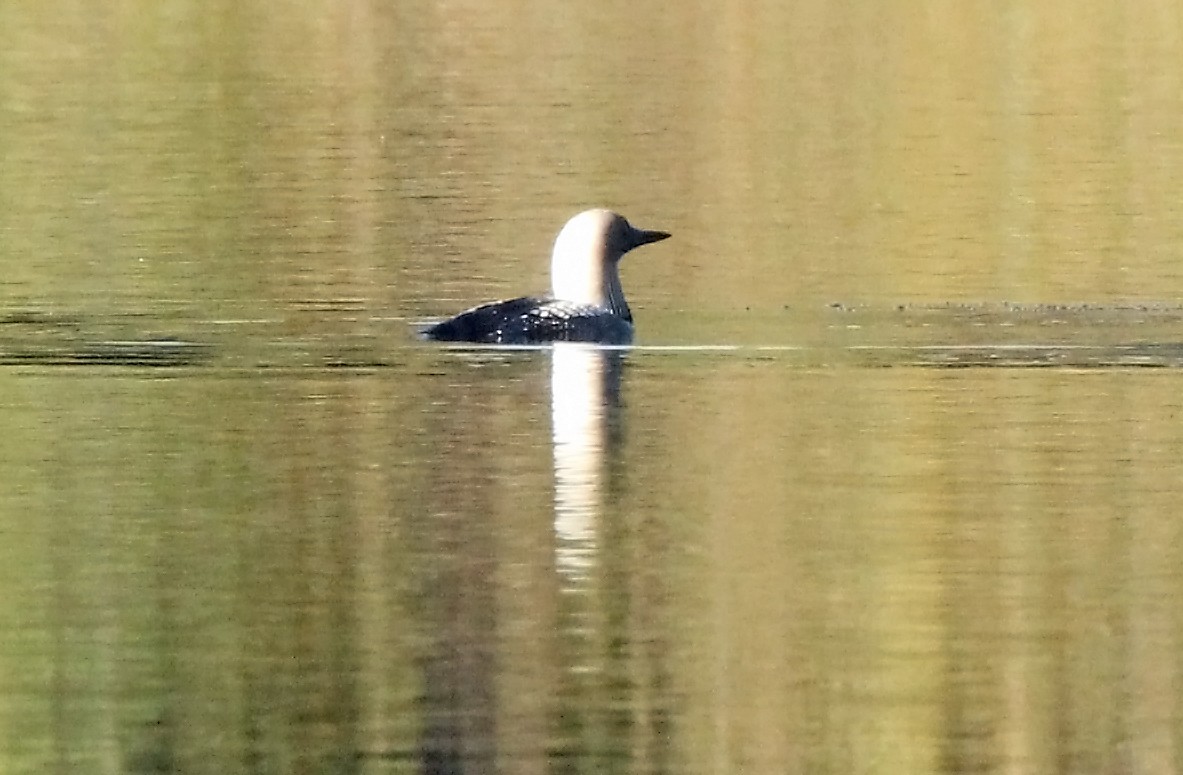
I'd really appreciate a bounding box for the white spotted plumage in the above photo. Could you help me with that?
[423,210,670,344]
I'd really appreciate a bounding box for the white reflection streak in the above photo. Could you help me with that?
[550,343,607,581]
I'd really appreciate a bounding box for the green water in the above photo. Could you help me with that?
[3,2,1183,773]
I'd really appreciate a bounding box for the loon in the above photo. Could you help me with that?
[421,209,670,345]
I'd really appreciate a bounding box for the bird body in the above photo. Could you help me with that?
[422,210,669,345]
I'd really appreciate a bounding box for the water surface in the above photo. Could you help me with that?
[3,2,1183,774]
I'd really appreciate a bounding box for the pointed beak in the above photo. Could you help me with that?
[632,228,671,248]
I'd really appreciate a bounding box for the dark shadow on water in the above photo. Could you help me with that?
[852,343,1183,369]
[9,302,1183,369]
[0,311,210,366]
[820,302,1183,367]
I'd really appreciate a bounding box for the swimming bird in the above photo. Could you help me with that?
[421,209,670,344]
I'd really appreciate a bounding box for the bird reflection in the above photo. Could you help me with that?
[550,343,625,581]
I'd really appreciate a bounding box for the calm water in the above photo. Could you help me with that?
[3,2,1183,774]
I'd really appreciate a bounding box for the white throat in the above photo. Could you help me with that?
[550,212,628,313]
